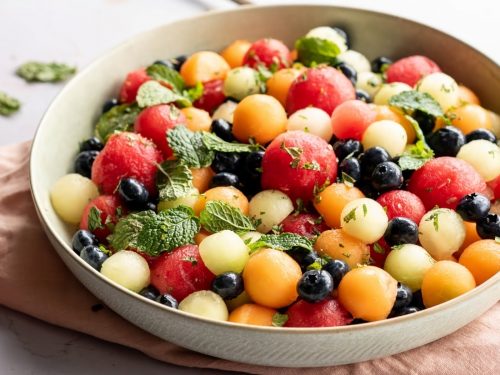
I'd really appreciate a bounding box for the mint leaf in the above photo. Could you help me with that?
[272,313,288,327]
[0,91,21,116]
[200,201,255,234]
[295,37,340,67]
[255,65,273,93]
[397,116,434,171]
[201,132,260,153]
[389,90,444,118]
[248,233,313,253]
[146,63,185,93]
[88,207,104,232]
[167,126,214,168]
[343,208,357,223]
[109,207,199,255]
[136,81,191,108]
[307,257,329,271]
[373,242,386,254]
[94,103,141,141]
[156,160,194,201]
[183,81,204,102]
[16,61,76,82]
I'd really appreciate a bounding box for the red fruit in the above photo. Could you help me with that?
[243,38,290,69]
[280,213,330,238]
[150,244,215,302]
[193,79,226,114]
[134,104,186,158]
[91,132,163,195]
[80,195,125,242]
[261,131,338,202]
[119,68,150,103]
[330,100,376,140]
[487,174,500,200]
[286,66,355,116]
[386,55,441,87]
[285,297,353,327]
[370,239,391,268]
[408,157,491,210]
[376,190,426,224]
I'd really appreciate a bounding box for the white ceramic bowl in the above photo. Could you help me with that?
[30,4,500,367]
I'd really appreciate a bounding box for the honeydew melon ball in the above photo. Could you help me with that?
[337,50,371,73]
[416,72,459,112]
[456,140,500,181]
[306,26,348,53]
[223,67,260,101]
[199,230,250,274]
[179,290,229,321]
[362,120,408,157]
[286,107,333,142]
[249,190,294,233]
[158,187,200,211]
[340,198,388,244]
[101,250,150,292]
[212,100,237,124]
[373,83,412,105]
[356,71,383,97]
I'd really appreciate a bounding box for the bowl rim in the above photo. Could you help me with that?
[30,3,500,334]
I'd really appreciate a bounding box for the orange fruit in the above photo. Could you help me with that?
[266,68,303,107]
[449,104,492,134]
[228,303,277,326]
[181,107,211,132]
[180,51,230,86]
[314,229,370,269]
[459,239,500,285]
[220,39,252,68]
[190,167,214,194]
[193,186,249,216]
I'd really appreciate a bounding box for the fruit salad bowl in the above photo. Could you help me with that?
[30,4,500,367]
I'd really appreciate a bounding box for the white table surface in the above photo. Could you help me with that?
[0,0,498,374]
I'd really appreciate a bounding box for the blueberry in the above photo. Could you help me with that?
[211,119,235,142]
[152,59,176,70]
[211,152,241,173]
[350,318,368,325]
[339,157,361,182]
[211,172,242,189]
[79,137,104,152]
[332,139,364,162]
[383,217,419,246]
[297,270,334,303]
[212,272,244,300]
[74,150,99,178]
[390,306,421,318]
[71,230,98,255]
[357,180,382,199]
[456,193,491,222]
[371,56,393,73]
[371,161,403,191]
[476,213,500,239]
[156,293,178,308]
[169,55,187,71]
[392,283,413,312]
[412,110,436,135]
[288,248,320,271]
[102,98,119,114]
[465,128,497,143]
[410,290,425,310]
[80,245,108,271]
[335,62,357,85]
[241,150,264,180]
[322,259,350,287]
[332,26,350,49]
[118,178,149,211]
[426,126,465,157]
[359,146,391,177]
[139,286,160,301]
[355,89,371,103]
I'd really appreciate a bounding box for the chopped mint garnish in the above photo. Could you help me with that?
[272,313,288,327]
[280,142,302,168]
[397,116,434,171]
[16,61,76,82]
[389,90,444,118]
[167,126,214,168]
[373,242,385,254]
[307,257,329,271]
[295,37,340,67]
[343,207,357,223]
[199,201,256,234]
[302,161,320,171]
[94,103,141,141]
[182,256,198,265]
[255,65,273,93]
[0,91,21,116]
[341,172,356,187]
[362,204,368,217]
[248,233,313,253]
[88,207,104,232]
[156,160,194,201]
[425,210,442,231]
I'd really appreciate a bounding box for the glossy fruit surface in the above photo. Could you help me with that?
[459,239,500,285]
[285,298,353,327]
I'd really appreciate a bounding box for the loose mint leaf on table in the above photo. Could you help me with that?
[167,126,214,168]
[248,233,313,253]
[136,81,191,108]
[16,61,76,82]
[156,160,194,201]
[397,115,435,171]
[389,90,444,118]
[199,201,256,234]
[272,313,288,327]
[109,207,199,256]
[295,37,340,67]
[201,131,261,153]
[94,102,141,141]
[0,91,21,116]
[146,63,185,93]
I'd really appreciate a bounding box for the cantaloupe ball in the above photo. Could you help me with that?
[266,68,303,107]
[306,26,348,53]
[50,173,99,224]
[362,120,407,157]
[419,208,466,261]
[340,198,388,244]
[180,51,230,86]
[286,107,333,142]
[487,110,500,138]
[356,72,383,97]
[212,100,237,124]
[100,251,150,292]
[223,67,260,101]
[158,187,199,211]
[220,39,252,68]
[459,239,500,285]
[373,83,412,105]
[337,50,371,73]
[199,230,250,274]
[249,190,294,233]
[181,107,211,132]
[416,72,459,112]
[456,140,500,182]
[178,290,228,321]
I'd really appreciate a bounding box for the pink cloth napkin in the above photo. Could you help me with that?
[0,141,498,374]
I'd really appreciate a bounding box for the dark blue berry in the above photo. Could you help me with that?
[139,286,160,301]
[359,147,391,177]
[118,178,149,211]
[335,62,357,85]
[212,272,244,300]
[156,294,178,308]
[426,126,465,157]
[102,98,119,114]
[350,318,367,325]
[153,59,176,70]
[322,259,350,287]
[242,150,264,179]
[288,248,320,272]
[412,110,435,135]
[339,157,361,182]
[79,137,104,152]
[80,245,108,271]
[332,139,363,162]
[74,150,99,178]
[383,217,419,246]
[297,270,334,303]
[211,119,235,142]
[465,128,497,143]
[371,56,393,73]
[392,283,413,311]
[371,161,403,191]
[355,89,371,103]
[410,290,425,310]
[476,213,500,239]
[72,230,98,255]
[456,193,491,222]
[169,55,187,71]
[211,152,241,173]
[211,172,242,189]
[390,306,421,318]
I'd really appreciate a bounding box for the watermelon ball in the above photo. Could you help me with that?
[408,157,491,210]
[286,66,356,116]
[261,131,338,202]
[285,297,353,327]
[280,213,330,238]
[376,190,426,224]
[134,104,187,158]
[119,68,150,103]
[193,79,226,114]
[91,132,163,196]
[386,55,441,87]
[80,195,125,243]
[330,100,376,141]
[243,38,290,70]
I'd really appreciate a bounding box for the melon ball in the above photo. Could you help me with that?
[101,250,150,292]
[286,107,333,142]
[337,50,371,73]
[212,100,237,124]
[416,72,459,112]
[178,290,228,321]
[456,140,500,182]
[249,190,294,233]
[199,230,250,274]
[306,26,348,53]
[157,187,199,211]
[340,198,389,244]
[356,72,383,97]
[373,83,412,105]
[362,120,408,157]
[223,67,260,101]
[240,231,263,245]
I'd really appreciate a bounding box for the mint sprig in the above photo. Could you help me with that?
[295,37,340,67]
[248,233,313,253]
[94,103,141,141]
[272,313,288,327]
[156,160,194,201]
[201,131,261,153]
[146,63,185,93]
[88,206,104,232]
[167,126,214,168]
[397,115,435,171]
[136,81,191,108]
[389,90,444,118]
[199,201,255,234]
[109,207,200,255]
